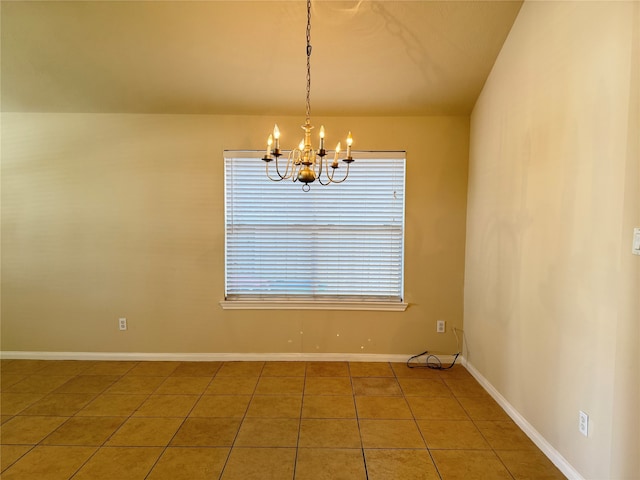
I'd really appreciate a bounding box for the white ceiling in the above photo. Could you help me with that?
[1,0,522,116]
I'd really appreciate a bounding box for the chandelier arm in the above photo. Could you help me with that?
[292,150,304,182]
[292,151,303,178]
[326,162,351,184]
[285,151,298,178]
[265,161,286,182]
[272,157,289,180]
[315,155,333,186]
[271,152,296,180]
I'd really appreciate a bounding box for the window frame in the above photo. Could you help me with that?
[221,150,408,312]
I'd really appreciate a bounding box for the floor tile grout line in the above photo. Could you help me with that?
[358,364,370,480]
[68,364,166,480]
[469,414,519,480]
[1,362,147,463]
[67,361,223,480]
[1,361,564,480]
[140,366,222,480]
[0,443,37,474]
[349,362,371,480]
[216,360,264,480]
[398,363,446,480]
[29,369,138,473]
[447,376,521,480]
[61,361,189,479]
[291,362,307,480]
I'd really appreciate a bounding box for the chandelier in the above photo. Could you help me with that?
[262,0,354,192]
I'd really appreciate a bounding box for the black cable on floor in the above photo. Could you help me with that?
[406,327,462,370]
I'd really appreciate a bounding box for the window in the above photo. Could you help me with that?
[222,150,406,311]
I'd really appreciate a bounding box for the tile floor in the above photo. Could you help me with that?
[0,359,566,479]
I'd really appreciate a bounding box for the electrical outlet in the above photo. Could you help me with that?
[633,227,640,255]
[579,411,589,436]
[436,320,445,333]
[118,318,127,331]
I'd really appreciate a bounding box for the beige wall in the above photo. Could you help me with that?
[1,114,469,356]
[465,1,639,479]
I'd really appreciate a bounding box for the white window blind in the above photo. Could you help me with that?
[224,151,406,304]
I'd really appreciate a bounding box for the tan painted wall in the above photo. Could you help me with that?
[1,114,469,356]
[465,1,639,478]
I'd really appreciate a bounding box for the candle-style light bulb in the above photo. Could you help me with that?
[299,139,305,151]
[266,134,273,156]
[273,124,280,151]
[332,141,341,167]
[319,125,325,151]
[346,132,353,158]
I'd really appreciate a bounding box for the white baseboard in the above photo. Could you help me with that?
[462,358,585,480]
[0,350,460,364]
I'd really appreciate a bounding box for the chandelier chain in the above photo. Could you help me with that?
[305,0,312,123]
[260,0,354,190]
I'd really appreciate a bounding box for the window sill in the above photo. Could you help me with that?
[219,300,408,312]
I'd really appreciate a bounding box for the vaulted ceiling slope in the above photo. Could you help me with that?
[1,1,523,116]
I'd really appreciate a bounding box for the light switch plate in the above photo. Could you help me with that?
[633,228,640,256]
